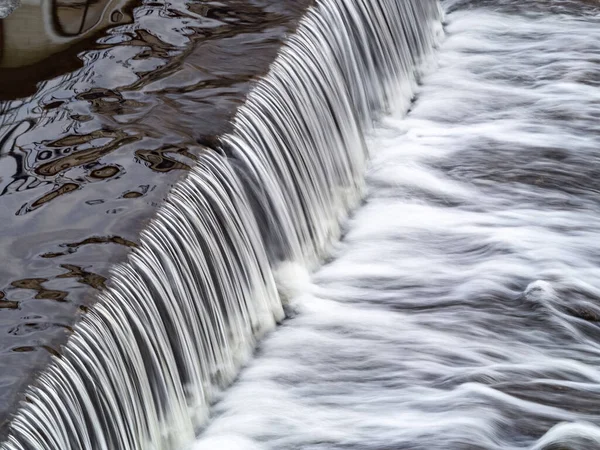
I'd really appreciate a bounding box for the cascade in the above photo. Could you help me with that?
[192,4,600,449]
[1,1,442,448]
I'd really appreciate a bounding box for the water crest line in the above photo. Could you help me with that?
[1,1,442,448]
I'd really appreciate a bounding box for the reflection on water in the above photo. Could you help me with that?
[0,0,135,99]
[11,278,69,302]
[0,0,132,62]
[0,0,313,432]
[40,235,137,258]
[135,145,196,172]
[0,293,17,310]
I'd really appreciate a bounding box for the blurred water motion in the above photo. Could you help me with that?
[0,0,311,431]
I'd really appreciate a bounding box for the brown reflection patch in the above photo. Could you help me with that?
[136,151,189,172]
[128,29,179,60]
[11,279,48,289]
[0,291,18,310]
[30,183,79,209]
[76,87,144,114]
[66,235,137,248]
[0,301,18,310]
[121,184,152,199]
[57,264,107,290]
[149,77,244,96]
[122,191,143,198]
[9,266,106,301]
[40,235,138,259]
[70,114,93,122]
[46,129,108,147]
[43,101,65,111]
[17,182,80,216]
[89,164,121,179]
[135,145,195,173]
[9,322,73,336]
[75,88,123,103]
[36,290,68,301]
[11,278,68,302]
[36,130,139,177]
[9,346,61,358]
[44,346,62,357]
[40,253,64,259]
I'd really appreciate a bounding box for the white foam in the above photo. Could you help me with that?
[193,4,600,449]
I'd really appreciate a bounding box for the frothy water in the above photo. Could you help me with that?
[0,0,19,19]
[192,5,600,450]
[0,0,441,448]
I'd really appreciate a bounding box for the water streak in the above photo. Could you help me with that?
[192,5,600,450]
[1,0,442,448]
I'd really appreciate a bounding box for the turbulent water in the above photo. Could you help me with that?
[191,4,600,450]
[1,0,441,448]
[0,0,19,18]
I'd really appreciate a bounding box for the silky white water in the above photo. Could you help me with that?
[0,1,441,449]
[192,4,600,450]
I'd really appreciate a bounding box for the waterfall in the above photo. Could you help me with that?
[1,1,441,449]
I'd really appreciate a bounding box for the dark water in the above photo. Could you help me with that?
[0,0,311,430]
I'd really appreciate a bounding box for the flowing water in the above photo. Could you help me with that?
[0,0,312,428]
[190,3,600,450]
[1,0,441,448]
[5,0,600,449]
